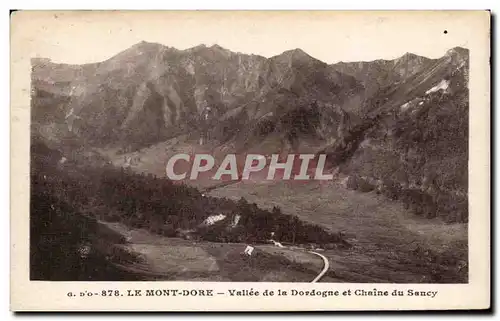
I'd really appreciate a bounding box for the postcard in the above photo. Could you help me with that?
[10,10,490,311]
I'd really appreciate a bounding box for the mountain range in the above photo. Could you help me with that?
[31,42,469,222]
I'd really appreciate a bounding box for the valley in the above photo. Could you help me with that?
[209,179,467,283]
[29,41,470,283]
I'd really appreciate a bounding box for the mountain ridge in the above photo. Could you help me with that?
[32,42,365,150]
[33,41,468,65]
[31,42,469,158]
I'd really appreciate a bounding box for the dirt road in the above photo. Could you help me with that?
[309,251,330,283]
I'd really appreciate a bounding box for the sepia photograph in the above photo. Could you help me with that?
[11,10,490,311]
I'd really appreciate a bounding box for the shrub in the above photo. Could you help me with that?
[357,177,375,192]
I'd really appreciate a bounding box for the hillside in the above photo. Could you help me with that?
[31,136,344,244]
[320,47,469,222]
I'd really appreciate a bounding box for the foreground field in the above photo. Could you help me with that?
[97,221,326,282]
[208,179,468,283]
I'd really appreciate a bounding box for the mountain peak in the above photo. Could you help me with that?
[396,52,429,63]
[283,48,311,58]
[446,46,469,57]
[208,44,233,55]
[400,52,418,59]
[188,43,230,52]
[131,41,167,51]
[186,43,234,59]
[190,44,207,50]
[273,48,322,65]
[445,46,469,65]
[209,44,228,50]
[113,41,170,59]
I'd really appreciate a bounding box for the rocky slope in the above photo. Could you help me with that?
[32,42,362,153]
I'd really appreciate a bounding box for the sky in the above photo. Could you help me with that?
[12,11,485,65]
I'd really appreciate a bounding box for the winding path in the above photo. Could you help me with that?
[309,251,330,283]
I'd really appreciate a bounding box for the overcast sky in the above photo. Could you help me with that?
[14,11,484,64]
